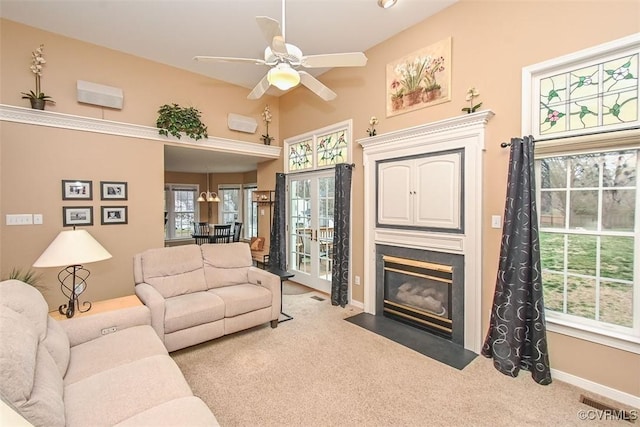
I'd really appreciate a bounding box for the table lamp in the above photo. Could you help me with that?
[33,228,112,318]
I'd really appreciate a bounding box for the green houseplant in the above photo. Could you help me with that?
[156,103,208,141]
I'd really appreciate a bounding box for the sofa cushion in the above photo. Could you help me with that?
[164,291,225,334]
[137,245,207,298]
[114,396,219,426]
[64,354,194,427]
[202,242,252,289]
[42,317,71,377]
[0,306,65,427]
[209,284,272,318]
[0,279,49,341]
[64,325,169,385]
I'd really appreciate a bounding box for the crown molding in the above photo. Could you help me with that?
[0,104,281,159]
[357,110,495,150]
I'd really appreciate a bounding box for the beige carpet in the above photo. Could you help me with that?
[171,291,635,427]
[282,280,314,295]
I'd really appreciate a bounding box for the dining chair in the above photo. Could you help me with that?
[232,222,243,242]
[210,224,232,243]
[191,222,210,245]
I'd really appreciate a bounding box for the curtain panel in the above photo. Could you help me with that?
[269,172,287,271]
[331,163,353,307]
[481,136,552,385]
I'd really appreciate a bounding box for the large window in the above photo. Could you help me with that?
[244,185,257,239]
[217,185,241,225]
[285,120,352,173]
[525,34,640,351]
[165,184,198,240]
[537,150,638,343]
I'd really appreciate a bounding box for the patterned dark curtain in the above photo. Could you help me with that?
[331,163,353,307]
[269,173,287,271]
[481,135,551,385]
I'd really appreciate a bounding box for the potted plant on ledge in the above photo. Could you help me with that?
[21,44,55,110]
[156,103,208,141]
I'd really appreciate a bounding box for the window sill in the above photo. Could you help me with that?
[546,316,640,354]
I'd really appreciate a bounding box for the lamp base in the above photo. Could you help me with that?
[57,265,93,318]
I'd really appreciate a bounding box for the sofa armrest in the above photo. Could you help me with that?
[60,305,151,347]
[135,282,166,341]
[247,267,281,318]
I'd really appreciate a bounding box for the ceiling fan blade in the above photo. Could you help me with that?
[301,52,368,68]
[194,56,266,65]
[299,71,337,101]
[247,74,271,100]
[256,16,287,55]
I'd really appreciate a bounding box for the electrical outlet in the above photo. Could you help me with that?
[354,275,361,285]
[101,326,117,335]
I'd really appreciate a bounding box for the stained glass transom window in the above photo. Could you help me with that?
[317,130,348,167]
[289,139,313,171]
[523,34,640,141]
[285,120,352,173]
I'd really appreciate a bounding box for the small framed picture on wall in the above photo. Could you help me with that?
[100,181,127,200]
[101,206,128,225]
[63,206,93,227]
[62,180,92,200]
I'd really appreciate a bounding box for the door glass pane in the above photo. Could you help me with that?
[290,179,311,272]
[318,176,335,281]
[602,189,635,231]
[540,232,565,271]
[602,151,636,187]
[540,157,568,188]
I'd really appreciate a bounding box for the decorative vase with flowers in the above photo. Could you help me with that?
[367,116,378,137]
[461,87,482,114]
[21,44,55,110]
[261,105,273,145]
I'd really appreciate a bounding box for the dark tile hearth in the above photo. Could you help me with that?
[345,313,477,370]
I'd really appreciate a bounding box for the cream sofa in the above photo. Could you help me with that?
[133,242,281,352]
[0,279,218,427]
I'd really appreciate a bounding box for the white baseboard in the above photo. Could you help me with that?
[349,299,364,310]
[551,368,640,409]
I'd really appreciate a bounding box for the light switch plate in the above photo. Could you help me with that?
[491,215,502,229]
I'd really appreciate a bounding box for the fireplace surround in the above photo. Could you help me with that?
[359,111,494,354]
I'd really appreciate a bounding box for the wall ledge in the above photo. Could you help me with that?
[0,104,281,159]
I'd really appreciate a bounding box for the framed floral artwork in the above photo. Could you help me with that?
[386,37,452,117]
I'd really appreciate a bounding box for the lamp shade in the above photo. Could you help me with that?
[33,229,112,267]
[267,64,300,90]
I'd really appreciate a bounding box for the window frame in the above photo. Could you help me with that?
[523,34,640,354]
[164,183,199,241]
[217,184,242,225]
[284,119,353,173]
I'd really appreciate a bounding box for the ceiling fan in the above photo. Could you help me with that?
[193,0,367,101]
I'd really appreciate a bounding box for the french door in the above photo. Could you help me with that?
[287,170,335,293]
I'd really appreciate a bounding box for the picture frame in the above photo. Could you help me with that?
[62,180,92,200]
[63,206,93,227]
[386,37,452,117]
[101,206,128,225]
[100,181,128,200]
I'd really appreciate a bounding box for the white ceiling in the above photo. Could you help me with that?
[1,0,457,173]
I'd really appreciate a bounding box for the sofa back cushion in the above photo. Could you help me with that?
[0,306,66,427]
[201,242,253,289]
[134,245,207,298]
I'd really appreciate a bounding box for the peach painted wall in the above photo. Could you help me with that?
[278,0,640,397]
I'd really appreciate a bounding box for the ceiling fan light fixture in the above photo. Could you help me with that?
[267,63,300,90]
[377,0,397,8]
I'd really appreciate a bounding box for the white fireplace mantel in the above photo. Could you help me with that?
[357,110,494,354]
